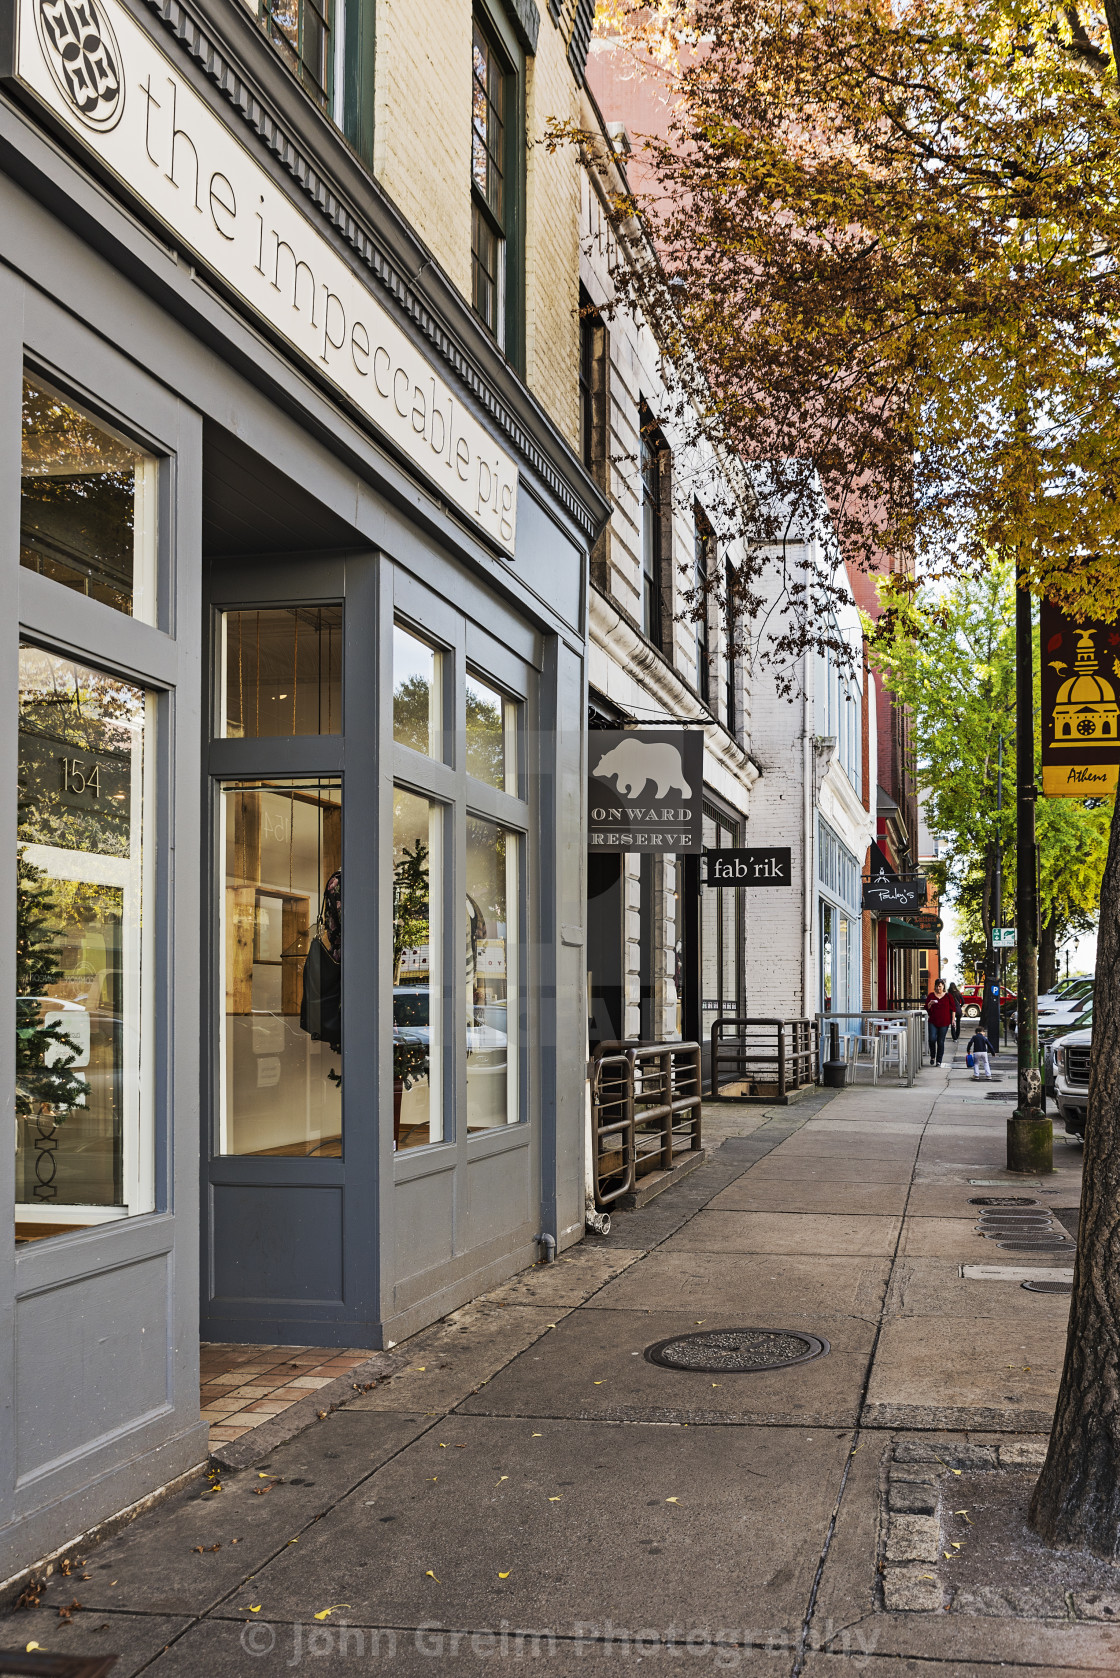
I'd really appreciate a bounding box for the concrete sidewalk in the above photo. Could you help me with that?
[7,1049,1112,1676]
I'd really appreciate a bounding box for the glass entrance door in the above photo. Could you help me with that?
[202,556,367,1344]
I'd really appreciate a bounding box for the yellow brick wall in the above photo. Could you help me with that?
[372,0,473,301]
[523,27,580,446]
[371,1,580,447]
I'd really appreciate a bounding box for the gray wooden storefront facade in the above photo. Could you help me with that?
[0,0,602,1582]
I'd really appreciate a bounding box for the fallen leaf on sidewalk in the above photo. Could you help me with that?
[548,1496,562,1502]
[953,1510,972,1524]
[496,1476,509,1486]
[425,1571,440,1583]
[666,1497,679,1504]
[531,1433,542,1438]
[498,1571,511,1579]
[248,1605,261,1613]
[25,1644,41,1653]
[313,1605,352,1620]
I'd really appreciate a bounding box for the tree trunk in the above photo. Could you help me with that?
[1028,793,1120,1555]
[1038,912,1058,996]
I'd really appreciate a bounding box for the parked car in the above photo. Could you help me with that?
[1036,989,1093,1036]
[1039,976,1094,1009]
[1012,977,1092,1036]
[957,982,1016,1019]
[1052,1022,1092,1141]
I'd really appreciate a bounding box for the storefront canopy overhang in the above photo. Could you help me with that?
[887,918,941,949]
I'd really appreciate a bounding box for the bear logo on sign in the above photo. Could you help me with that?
[593,738,693,801]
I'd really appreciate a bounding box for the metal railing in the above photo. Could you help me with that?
[708,1016,816,1100]
[815,1010,927,1087]
[589,1041,702,1211]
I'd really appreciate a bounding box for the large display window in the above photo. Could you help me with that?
[15,644,154,1237]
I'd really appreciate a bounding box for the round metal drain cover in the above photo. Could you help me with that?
[644,1328,829,1373]
[970,1196,1039,1207]
[999,1239,1071,1250]
[1022,1279,1073,1293]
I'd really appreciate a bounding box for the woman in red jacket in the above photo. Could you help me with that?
[925,979,956,1066]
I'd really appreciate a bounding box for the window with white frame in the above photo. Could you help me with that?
[16,645,155,1233]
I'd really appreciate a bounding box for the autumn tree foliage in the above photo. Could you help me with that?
[594,0,1120,1559]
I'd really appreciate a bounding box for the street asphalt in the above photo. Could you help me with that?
[6,1045,1111,1676]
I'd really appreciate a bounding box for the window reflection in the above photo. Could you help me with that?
[221,607,342,737]
[466,816,517,1130]
[465,672,517,792]
[394,625,442,759]
[393,788,442,1149]
[20,374,157,622]
[15,645,150,1238]
[219,779,342,1156]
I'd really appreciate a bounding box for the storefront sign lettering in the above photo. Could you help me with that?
[588,730,704,852]
[703,847,792,886]
[7,0,519,553]
[861,872,926,912]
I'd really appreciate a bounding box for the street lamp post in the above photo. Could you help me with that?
[1007,570,1053,1173]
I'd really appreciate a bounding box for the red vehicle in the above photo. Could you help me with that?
[955,983,1017,1019]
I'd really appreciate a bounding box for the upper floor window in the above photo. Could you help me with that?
[471,12,523,360]
[252,0,375,163]
[694,507,713,705]
[21,373,158,623]
[640,402,669,653]
[260,0,332,106]
[725,558,738,734]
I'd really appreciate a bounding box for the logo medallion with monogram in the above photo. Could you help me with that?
[34,0,124,131]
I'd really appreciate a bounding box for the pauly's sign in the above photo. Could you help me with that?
[1039,600,1120,798]
[861,839,926,912]
[6,0,518,553]
[588,730,703,851]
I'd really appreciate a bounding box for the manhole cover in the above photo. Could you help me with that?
[998,1239,1071,1250]
[1022,1279,1073,1293]
[979,1217,1053,1228]
[643,1328,830,1373]
[969,1196,1039,1206]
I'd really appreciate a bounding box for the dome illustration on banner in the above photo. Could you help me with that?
[34,0,125,132]
[1052,630,1120,744]
[592,738,693,801]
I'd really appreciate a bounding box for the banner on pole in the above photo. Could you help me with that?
[1039,601,1120,797]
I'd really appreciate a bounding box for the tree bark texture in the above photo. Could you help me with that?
[1029,793,1120,1555]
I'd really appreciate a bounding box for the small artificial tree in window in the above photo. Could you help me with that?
[392,839,431,1138]
[16,848,89,1199]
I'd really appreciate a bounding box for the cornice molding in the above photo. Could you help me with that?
[138,0,600,541]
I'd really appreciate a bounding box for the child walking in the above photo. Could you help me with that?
[967,1026,998,1080]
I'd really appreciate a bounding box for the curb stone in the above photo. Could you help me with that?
[879,1439,1049,1614]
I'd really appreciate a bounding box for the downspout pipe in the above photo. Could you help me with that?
[803,643,815,1024]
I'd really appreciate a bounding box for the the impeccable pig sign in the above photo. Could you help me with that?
[588,730,704,852]
[4,0,519,553]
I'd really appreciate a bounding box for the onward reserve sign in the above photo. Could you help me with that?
[1040,600,1120,797]
[7,0,518,553]
[588,730,703,851]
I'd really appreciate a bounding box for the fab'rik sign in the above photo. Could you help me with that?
[7,0,519,553]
